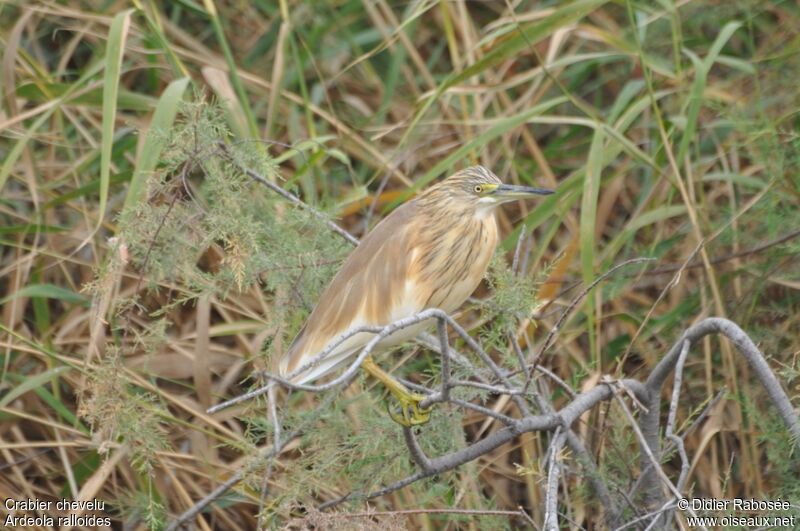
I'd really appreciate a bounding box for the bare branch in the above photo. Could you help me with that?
[322,379,649,511]
[437,318,451,401]
[448,380,521,395]
[256,385,282,529]
[402,427,433,472]
[613,500,678,531]
[166,470,246,531]
[612,391,700,522]
[325,507,538,521]
[638,317,800,511]
[167,390,341,530]
[665,340,690,437]
[543,427,566,530]
[191,296,797,531]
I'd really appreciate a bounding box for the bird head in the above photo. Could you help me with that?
[424,166,554,217]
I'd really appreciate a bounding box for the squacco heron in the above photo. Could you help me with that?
[276,166,553,425]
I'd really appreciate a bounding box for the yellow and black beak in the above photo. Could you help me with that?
[486,183,554,202]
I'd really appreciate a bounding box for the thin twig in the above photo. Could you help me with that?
[437,318,451,401]
[167,392,342,530]
[217,141,360,246]
[523,257,654,394]
[627,389,725,508]
[449,380,521,395]
[613,500,678,531]
[638,318,800,511]
[665,340,690,437]
[543,427,566,530]
[330,507,540,520]
[667,434,690,492]
[402,427,433,472]
[255,384,282,529]
[647,227,800,275]
[509,331,530,380]
[611,391,703,529]
[321,378,649,510]
[417,393,517,425]
[539,227,800,289]
[618,241,703,374]
[166,470,246,531]
[512,223,527,274]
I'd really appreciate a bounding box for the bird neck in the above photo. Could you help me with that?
[409,202,498,311]
[474,198,501,220]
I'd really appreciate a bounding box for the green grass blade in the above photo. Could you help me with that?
[0,57,106,194]
[456,0,607,86]
[202,0,260,139]
[581,127,606,367]
[0,109,52,193]
[136,0,190,77]
[608,80,645,123]
[0,224,67,235]
[44,172,131,210]
[0,366,71,409]
[601,205,688,261]
[402,96,568,200]
[401,0,606,146]
[99,9,135,230]
[0,284,89,306]
[677,21,742,162]
[581,127,606,285]
[16,82,156,110]
[124,77,190,213]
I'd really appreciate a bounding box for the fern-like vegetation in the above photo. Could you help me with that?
[1,1,799,529]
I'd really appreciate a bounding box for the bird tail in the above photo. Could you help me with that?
[275,327,375,385]
[285,349,355,385]
[274,333,356,386]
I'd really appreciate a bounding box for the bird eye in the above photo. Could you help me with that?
[474,185,483,194]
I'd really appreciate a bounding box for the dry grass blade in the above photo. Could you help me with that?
[1,1,798,529]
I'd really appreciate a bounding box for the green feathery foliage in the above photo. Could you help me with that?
[118,100,349,366]
[78,346,169,474]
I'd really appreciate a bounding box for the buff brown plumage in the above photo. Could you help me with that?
[276,166,553,425]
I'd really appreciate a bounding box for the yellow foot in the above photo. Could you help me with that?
[361,355,433,426]
[388,391,432,427]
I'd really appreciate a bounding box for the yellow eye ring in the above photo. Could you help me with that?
[474,185,483,193]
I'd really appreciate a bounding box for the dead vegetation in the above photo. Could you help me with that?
[1,1,799,529]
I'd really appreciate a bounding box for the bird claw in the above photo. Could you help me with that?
[388,392,432,427]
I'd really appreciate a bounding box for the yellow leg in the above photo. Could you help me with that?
[362,355,431,426]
